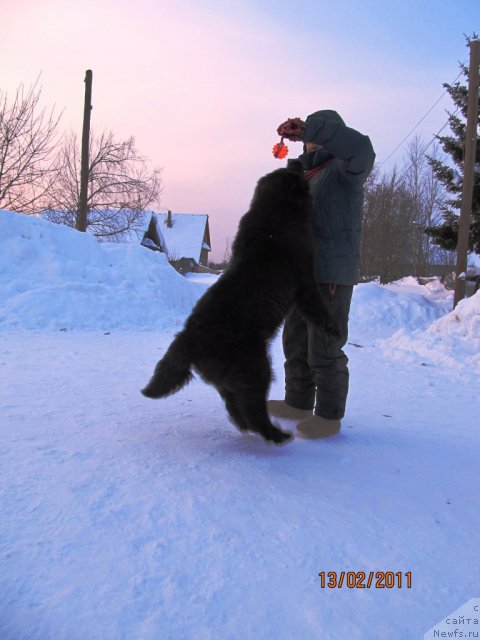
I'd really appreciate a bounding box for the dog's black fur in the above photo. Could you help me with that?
[141,161,338,444]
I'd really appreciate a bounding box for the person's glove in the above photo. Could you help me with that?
[276,117,306,141]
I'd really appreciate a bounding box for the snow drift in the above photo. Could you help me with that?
[0,209,203,331]
[378,287,480,370]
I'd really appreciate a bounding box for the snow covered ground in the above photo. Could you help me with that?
[1,210,479,639]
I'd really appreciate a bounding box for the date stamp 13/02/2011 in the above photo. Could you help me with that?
[319,571,412,589]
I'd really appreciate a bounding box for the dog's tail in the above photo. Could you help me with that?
[141,331,193,399]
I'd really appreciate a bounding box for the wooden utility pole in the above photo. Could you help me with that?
[454,40,480,307]
[76,69,93,232]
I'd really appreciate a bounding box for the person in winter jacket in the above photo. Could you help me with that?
[267,110,375,438]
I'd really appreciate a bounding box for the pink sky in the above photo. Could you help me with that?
[1,0,477,260]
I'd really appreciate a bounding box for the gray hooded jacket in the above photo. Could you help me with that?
[295,110,375,285]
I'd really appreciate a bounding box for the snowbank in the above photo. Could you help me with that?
[378,289,480,370]
[349,278,480,371]
[430,288,480,339]
[350,279,452,336]
[0,210,203,331]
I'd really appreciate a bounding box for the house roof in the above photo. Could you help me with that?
[151,212,210,263]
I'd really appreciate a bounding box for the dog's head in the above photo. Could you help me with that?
[252,163,311,215]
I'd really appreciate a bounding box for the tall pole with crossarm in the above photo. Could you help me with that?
[454,40,480,307]
[76,70,93,232]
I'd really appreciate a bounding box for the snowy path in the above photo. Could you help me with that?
[1,329,478,639]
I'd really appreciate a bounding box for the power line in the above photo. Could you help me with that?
[381,90,451,165]
[380,68,465,167]
[393,107,460,189]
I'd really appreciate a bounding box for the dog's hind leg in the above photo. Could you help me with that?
[221,390,250,433]
[234,389,293,445]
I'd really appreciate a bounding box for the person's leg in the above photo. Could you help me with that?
[307,284,353,419]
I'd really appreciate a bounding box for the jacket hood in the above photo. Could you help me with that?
[308,110,345,125]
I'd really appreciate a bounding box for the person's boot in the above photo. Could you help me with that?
[296,415,341,439]
[267,400,312,420]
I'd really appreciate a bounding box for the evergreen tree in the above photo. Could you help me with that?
[425,41,480,254]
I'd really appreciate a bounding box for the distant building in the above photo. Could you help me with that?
[141,210,212,273]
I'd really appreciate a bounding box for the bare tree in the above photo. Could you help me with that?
[45,130,162,240]
[0,79,61,214]
[400,138,456,275]
[361,138,454,283]
[361,167,416,282]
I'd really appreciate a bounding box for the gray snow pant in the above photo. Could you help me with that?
[283,284,353,420]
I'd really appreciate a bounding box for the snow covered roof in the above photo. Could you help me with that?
[151,212,210,263]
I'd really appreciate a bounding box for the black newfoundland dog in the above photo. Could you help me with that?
[142,161,337,444]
